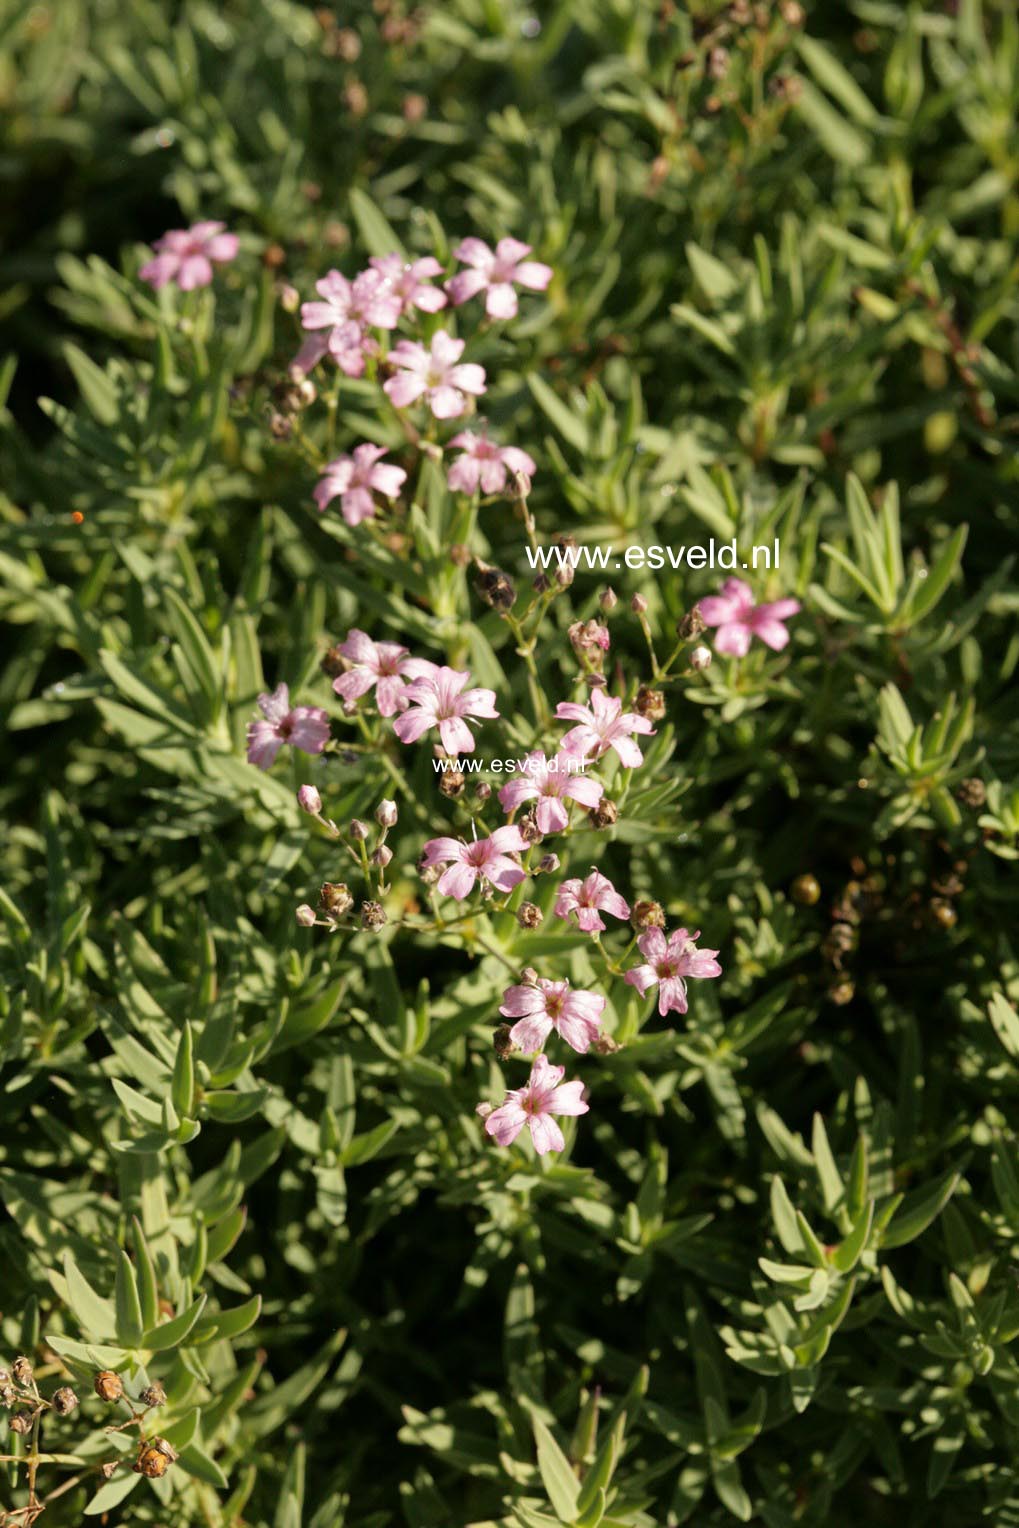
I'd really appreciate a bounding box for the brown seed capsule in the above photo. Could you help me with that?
[360,900,387,930]
[475,563,517,612]
[592,1033,621,1055]
[139,1382,166,1409]
[519,967,540,987]
[517,902,543,929]
[791,874,821,906]
[474,782,492,803]
[956,777,986,809]
[631,899,666,931]
[318,882,354,918]
[0,1383,16,1409]
[135,1437,178,1478]
[537,853,560,874]
[51,1387,79,1416]
[94,1370,123,1403]
[349,819,370,841]
[518,810,543,845]
[438,768,465,798]
[635,685,666,721]
[9,1411,32,1435]
[588,799,619,829]
[11,1358,33,1387]
[677,605,706,641]
[262,242,286,269]
[320,643,346,679]
[493,1024,515,1060]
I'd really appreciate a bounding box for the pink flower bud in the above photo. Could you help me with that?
[375,799,398,828]
[690,644,712,671]
[350,819,370,841]
[298,785,322,814]
[372,845,393,868]
[295,904,317,926]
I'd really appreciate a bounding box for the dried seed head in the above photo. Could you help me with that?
[438,768,465,798]
[553,562,575,589]
[533,573,552,594]
[631,899,666,931]
[475,561,517,612]
[11,1358,33,1387]
[376,799,398,828]
[268,410,292,440]
[957,777,986,809]
[321,642,347,679]
[51,1386,79,1416]
[360,900,387,930]
[822,922,857,963]
[318,882,354,918]
[677,604,705,640]
[537,853,560,874]
[516,902,544,929]
[94,1371,123,1403]
[592,1033,621,1055]
[139,1382,166,1409]
[518,810,544,845]
[9,1411,32,1435]
[588,799,619,829]
[493,1024,515,1060]
[0,1383,16,1409]
[262,242,286,270]
[689,644,712,672]
[349,819,370,841]
[791,874,821,906]
[519,966,540,987]
[418,857,441,886]
[135,1437,177,1478]
[635,685,666,721]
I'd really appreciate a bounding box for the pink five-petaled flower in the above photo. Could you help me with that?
[446,237,553,319]
[313,445,407,526]
[140,221,239,291]
[383,331,486,419]
[698,578,801,657]
[446,429,537,496]
[555,687,656,768]
[554,870,630,934]
[296,268,401,377]
[331,631,437,717]
[392,665,498,754]
[498,750,603,834]
[421,826,528,900]
[246,684,330,770]
[479,1053,588,1156]
[624,927,722,1017]
[499,977,606,1055]
[369,253,448,315]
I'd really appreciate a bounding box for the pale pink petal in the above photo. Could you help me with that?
[535,798,569,834]
[392,708,435,744]
[177,255,213,290]
[448,362,486,396]
[438,714,477,754]
[527,1114,565,1155]
[485,1101,528,1146]
[713,623,753,658]
[658,976,689,1016]
[453,238,495,269]
[374,675,407,716]
[637,928,668,962]
[367,462,405,498]
[341,487,376,526]
[485,283,518,319]
[495,238,532,263]
[385,373,428,409]
[430,330,466,367]
[429,385,466,420]
[446,269,489,305]
[484,856,526,893]
[499,778,538,812]
[547,1080,588,1117]
[437,861,478,900]
[460,687,499,719]
[624,964,657,997]
[750,618,792,651]
[139,253,179,288]
[246,720,283,769]
[555,1011,601,1053]
[508,1013,553,1053]
[563,775,603,808]
[610,734,647,769]
[488,825,529,854]
[332,669,375,702]
[204,233,239,262]
[447,456,481,493]
[258,684,291,724]
[514,260,553,290]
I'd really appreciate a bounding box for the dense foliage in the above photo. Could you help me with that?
[2,0,1019,1524]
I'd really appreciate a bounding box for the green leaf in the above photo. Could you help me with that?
[349,186,405,259]
[61,1254,115,1340]
[171,1022,196,1121]
[533,1416,580,1521]
[142,1294,207,1351]
[882,1170,960,1248]
[114,1250,144,1347]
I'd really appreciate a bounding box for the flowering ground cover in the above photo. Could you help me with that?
[2,1,1019,1524]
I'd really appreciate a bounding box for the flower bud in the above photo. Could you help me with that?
[376,799,398,828]
[318,882,354,918]
[630,593,648,614]
[438,768,465,798]
[11,1358,33,1387]
[635,685,666,721]
[279,282,300,313]
[372,845,393,869]
[791,874,821,906]
[537,853,560,874]
[516,902,543,929]
[295,903,317,927]
[690,644,712,671]
[51,1386,79,1416]
[94,1370,123,1403]
[298,785,322,815]
[599,588,618,612]
[139,1382,166,1409]
[474,782,492,803]
[592,1034,621,1055]
[268,411,292,440]
[631,899,665,930]
[588,799,619,829]
[349,819,370,841]
[360,900,387,930]
[677,604,705,640]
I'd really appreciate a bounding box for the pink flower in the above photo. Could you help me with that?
[313,445,406,525]
[392,665,499,754]
[298,268,401,378]
[480,1053,588,1155]
[421,826,528,900]
[446,429,536,495]
[499,977,606,1054]
[383,331,486,419]
[140,221,239,290]
[369,253,447,314]
[331,630,437,717]
[498,750,603,834]
[555,688,656,768]
[554,870,630,934]
[698,578,801,657]
[624,927,722,1017]
[246,683,330,770]
[446,237,553,319]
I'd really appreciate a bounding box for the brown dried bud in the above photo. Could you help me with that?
[321,640,348,676]
[588,799,619,830]
[268,410,292,440]
[791,874,821,906]
[631,899,666,931]
[360,900,388,930]
[517,902,543,929]
[100,1461,118,1480]
[493,1024,515,1060]
[11,1358,33,1387]
[828,980,855,1006]
[519,967,540,987]
[592,1034,622,1056]
[677,604,705,641]
[51,1387,79,1416]
[537,853,560,873]
[323,219,349,248]
[438,768,465,798]
[822,922,857,963]
[475,562,517,612]
[957,777,986,809]
[135,1437,177,1478]
[518,810,543,845]
[94,1371,123,1403]
[9,1411,32,1435]
[0,1383,16,1409]
[449,543,472,567]
[930,897,957,930]
[139,1382,166,1409]
[474,782,492,803]
[349,819,370,841]
[635,685,666,721]
[318,882,354,918]
[533,573,552,594]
